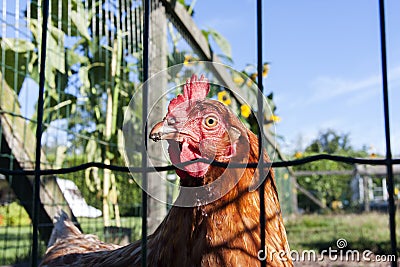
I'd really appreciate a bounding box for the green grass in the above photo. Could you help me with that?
[0,224,46,265]
[285,212,400,255]
[0,213,398,265]
[0,216,142,265]
[78,216,142,240]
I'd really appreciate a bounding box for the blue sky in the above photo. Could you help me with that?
[193,0,400,156]
[6,0,400,156]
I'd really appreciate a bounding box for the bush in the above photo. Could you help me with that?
[0,202,31,226]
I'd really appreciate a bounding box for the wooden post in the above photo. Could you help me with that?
[147,1,168,234]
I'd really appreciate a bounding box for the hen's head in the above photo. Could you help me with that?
[150,75,248,181]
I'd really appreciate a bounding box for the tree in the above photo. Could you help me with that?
[0,0,143,226]
[293,129,367,212]
[306,129,352,154]
[2,0,240,228]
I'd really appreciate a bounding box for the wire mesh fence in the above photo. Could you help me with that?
[0,0,397,266]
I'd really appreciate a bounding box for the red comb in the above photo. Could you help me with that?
[168,74,209,113]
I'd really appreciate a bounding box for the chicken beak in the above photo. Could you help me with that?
[149,121,179,142]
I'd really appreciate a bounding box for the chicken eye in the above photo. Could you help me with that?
[204,115,218,128]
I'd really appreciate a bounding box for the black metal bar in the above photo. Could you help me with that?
[32,0,50,266]
[256,0,266,266]
[134,3,139,52]
[0,155,399,177]
[141,0,150,266]
[378,1,397,265]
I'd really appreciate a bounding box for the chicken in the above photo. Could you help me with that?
[40,74,292,267]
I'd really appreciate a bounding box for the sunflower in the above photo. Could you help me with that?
[233,76,244,85]
[183,54,193,66]
[269,114,281,123]
[217,91,232,106]
[262,63,270,77]
[294,152,303,159]
[246,73,258,86]
[240,104,251,118]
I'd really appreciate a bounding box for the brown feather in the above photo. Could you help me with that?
[41,129,292,267]
[41,76,292,266]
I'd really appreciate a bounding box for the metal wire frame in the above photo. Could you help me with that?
[378,0,397,266]
[0,0,396,266]
[141,0,150,265]
[0,152,398,265]
[253,0,286,265]
[1,155,399,177]
[255,1,267,266]
[32,0,50,265]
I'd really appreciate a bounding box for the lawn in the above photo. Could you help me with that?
[0,225,40,265]
[0,212,398,265]
[285,212,400,255]
[0,216,142,266]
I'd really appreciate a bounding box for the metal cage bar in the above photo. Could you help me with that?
[32,0,49,266]
[378,0,397,266]
[0,0,397,265]
[256,0,266,266]
[141,0,150,266]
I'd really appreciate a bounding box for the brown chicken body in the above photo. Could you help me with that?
[41,75,292,267]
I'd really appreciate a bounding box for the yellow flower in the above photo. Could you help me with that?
[240,104,251,118]
[246,79,253,87]
[217,91,231,106]
[262,63,270,77]
[370,153,377,158]
[294,152,303,159]
[331,200,343,210]
[246,73,258,87]
[183,54,193,66]
[269,114,281,123]
[233,76,244,85]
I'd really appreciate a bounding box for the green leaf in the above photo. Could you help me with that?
[0,38,35,53]
[177,0,191,12]
[70,10,91,40]
[88,61,108,88]
[201,29,209,42]
[67,49,88,66]
[30,0,82,37]
[79,66,91,94]
[207,28,232,60]
[106,151,115,160]
[216,54,233,64]
[0,38,35,94]
[167,50,186,77]
[31,88,77,123]
[117,129,125,158]
[86,139,98,162]
[29,18,66,89]
[47,25,66,75]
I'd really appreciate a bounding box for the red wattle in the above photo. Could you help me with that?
[167,141,209,178]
